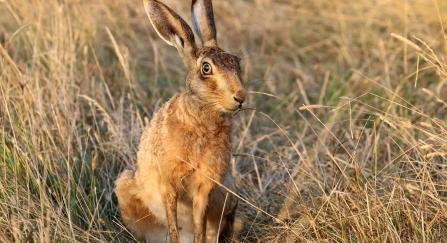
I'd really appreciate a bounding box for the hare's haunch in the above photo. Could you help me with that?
[114,0,245,242]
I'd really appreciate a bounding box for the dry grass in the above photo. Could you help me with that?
[1,0,447,242]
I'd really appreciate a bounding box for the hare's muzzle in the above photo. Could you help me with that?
[233,89,246,109]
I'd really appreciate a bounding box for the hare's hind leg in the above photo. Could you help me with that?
[115,170,168,242]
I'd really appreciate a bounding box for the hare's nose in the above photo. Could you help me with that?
[234,97,243,104]
[234,96,244,108]
[233,90,246,108]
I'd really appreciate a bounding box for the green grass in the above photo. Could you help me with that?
[1,0,447,242]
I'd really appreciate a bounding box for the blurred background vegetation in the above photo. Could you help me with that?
[1,0,447,242]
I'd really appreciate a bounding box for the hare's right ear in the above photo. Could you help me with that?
[191,0,217,47]
[143,0,197,68]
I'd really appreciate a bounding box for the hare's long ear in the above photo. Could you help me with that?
[144,0,196,68]
[191,0,217,47]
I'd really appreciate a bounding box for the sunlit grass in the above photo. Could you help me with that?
[1,0,447,242]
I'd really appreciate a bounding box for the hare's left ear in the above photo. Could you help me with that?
[191,0,217,47]
[144,0,197,68]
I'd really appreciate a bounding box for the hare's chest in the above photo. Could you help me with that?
[167,124,230,159]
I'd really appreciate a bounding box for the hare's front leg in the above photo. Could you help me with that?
[192,182,214,243]
[162,181,180,243]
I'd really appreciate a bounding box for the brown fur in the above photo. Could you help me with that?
[114,1,245,242]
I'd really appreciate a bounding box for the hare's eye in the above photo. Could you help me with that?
[201,62,213,75]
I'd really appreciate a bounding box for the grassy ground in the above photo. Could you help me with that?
[1,0,447,242]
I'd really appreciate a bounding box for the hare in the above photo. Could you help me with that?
[114,0,246,242]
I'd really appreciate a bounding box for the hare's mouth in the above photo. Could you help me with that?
[218,104,239,114]
[221,101,244,113]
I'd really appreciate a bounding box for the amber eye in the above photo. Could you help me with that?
[201,62,212,75]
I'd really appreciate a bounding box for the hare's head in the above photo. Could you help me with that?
[144,0,246,113]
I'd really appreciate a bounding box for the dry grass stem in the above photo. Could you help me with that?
[1,0,447,242]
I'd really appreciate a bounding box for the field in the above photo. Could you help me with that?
[1,0,447,242]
